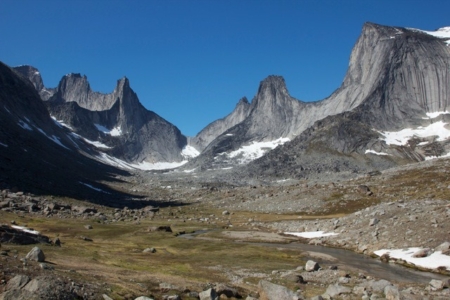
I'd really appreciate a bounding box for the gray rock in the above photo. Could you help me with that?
[435,241,450,252]
[199,288,217,300]
[5,275,30,291]
[324,284,351,298]
[366,279,392,293]
[25,247,45,262]
[102,295,114,300]
[412,248,431,258]
[258,280,300,300]
[369,218,379,226]
[305,260,320,272]
[143,248,156,253]
[51,237,61,247]
[429,279,446,290]
[384,285,400,300]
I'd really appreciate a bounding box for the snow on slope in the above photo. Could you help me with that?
[95,152,188,171]
[378,121,450,146]
[94,123,123,136]
[374,248,450,271]
[51,116,74,130]
[181,145,200,159]
[285,231,339,238]
[412,26,450,45]
[226,137,290,164]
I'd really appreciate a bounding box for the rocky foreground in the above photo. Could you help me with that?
[1,158,450,299]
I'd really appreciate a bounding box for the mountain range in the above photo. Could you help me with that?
[2,22,450,195]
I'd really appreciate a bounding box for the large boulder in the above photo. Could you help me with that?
[323,284,351,298]
[305,260,320,272]
[25,247,45,262]
[5,275,30,291]
[258,280,301,300]
[199,288,217,300]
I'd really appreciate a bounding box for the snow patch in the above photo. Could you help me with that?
[11,225,40,235]
[0,142,8,147]
[51,116,74,130]
[94,124,123,136]
[183,168,197,173]
[365,149,389,156]
[227,137,290,164]
[95,152,188,171]
[4,106,11,114]
[181,145,200,159]
[131,160,188,170]
[378,121,450,146]
[79,182,111,194]
[374,248,450,271]
[285,231,339,238]
[423,111,450,119]
[35,127,70,150]
[425,152,450,161]
[82,138,111,149]
[413,26,450,45]
[18,119,33,131]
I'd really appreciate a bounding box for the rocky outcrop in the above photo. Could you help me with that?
[189,22,450,174]
[13,65,55,100]
[19,70,188,163]
[189,97,251,151]
[0,61,133,199]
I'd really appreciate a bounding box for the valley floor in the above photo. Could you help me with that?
[1,157,450,299]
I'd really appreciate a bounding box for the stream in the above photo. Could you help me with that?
[180,230,448,284]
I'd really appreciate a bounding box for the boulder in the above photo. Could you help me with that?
[384,285,400,300]
[5,275,30,291]
[143,248,156,253]
[429,279,446,290]
[199,288,217,300]
[435,241,450,252]
[25,247,45,262]
[258,280,300,300]
[324,284,351,298]
[305,260,320,272]
[412,248,432,258]
[369,218,379,226]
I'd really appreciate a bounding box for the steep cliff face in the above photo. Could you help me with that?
[187,22,450,172]
[189,97,251,151]
[0,61,130,199]
[240,23,450,180]
[45,74,187,163]
[13,65,55,100]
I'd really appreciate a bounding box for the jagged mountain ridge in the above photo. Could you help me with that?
[10,22,450,176]
[185,22,450,172]
[15,68,188,164]
[1,62,133,200]
[188,97,251,151]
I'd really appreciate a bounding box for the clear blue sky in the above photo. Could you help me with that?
[1,0,449,136]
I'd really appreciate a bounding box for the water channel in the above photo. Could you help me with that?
[180,230,448,284]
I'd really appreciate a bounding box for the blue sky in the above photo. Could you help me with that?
[1,0,449,136]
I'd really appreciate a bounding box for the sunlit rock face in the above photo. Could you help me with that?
[186,23,450,174]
